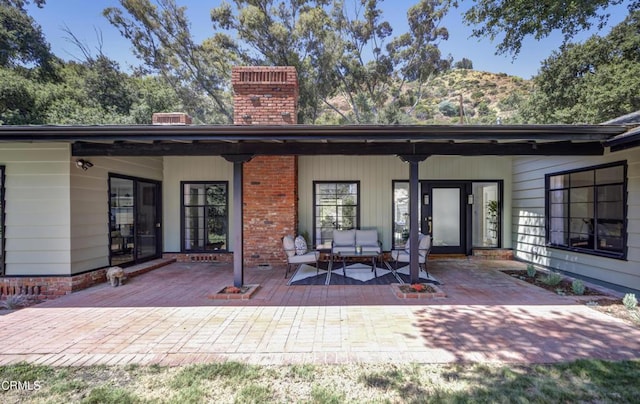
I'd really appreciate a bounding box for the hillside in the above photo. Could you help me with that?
[319,69,532,124]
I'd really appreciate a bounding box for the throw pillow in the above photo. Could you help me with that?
[294,235,308,255]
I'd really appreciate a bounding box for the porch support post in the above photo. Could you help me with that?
[223,154,253,287]
[399,154,430,284]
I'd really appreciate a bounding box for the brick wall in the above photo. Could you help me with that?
[232,66,299,267]
[243,156,298,266]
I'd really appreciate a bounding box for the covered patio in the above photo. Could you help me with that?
[1,259,638,367]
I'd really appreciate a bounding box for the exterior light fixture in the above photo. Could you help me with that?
[281,112,290,117]
[242,114,252,119]
[75,159,93,171]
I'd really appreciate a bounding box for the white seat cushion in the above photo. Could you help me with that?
[332,246,356,254]
[283,235,296,258]
[392,250,425,264]
[361,245,381,254]
[418,234,431,257]
[288,251,319,264]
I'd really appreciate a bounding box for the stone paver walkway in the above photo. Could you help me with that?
[0,259,638,366]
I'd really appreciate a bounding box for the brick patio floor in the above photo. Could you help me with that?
[1,259,639,366]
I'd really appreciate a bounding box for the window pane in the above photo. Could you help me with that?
[570,170,594,187]
[596,165,623,185]
[432,188,461,247]
[598,185,623,220]
[570,187,593,203]
[550,189,567,204]
[549,174,569,189]
[549,217,568,245]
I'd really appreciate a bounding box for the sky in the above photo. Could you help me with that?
[27,0,630,79]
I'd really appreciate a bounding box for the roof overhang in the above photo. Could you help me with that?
[0,123,630,157]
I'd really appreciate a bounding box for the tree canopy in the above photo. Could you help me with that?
[0,0,56,76]
[463,0,640,56]
[105,0,451,124]
[521,10,640,123]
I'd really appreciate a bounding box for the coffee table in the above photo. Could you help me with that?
[336,251,379,278]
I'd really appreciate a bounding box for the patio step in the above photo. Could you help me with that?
[123,258,177,279]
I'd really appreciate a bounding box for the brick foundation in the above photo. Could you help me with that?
[471,248,514,260]
[0,268,108,302]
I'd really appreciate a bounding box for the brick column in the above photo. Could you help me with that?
[232,67,299,267]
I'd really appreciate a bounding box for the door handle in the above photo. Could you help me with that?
[427,216,432,234]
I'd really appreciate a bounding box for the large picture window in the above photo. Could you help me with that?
[546,162,626,259]
[182,182,228,252]
[313,181,359,247]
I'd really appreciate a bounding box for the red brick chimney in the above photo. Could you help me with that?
[232,66,299,267]
[232,66,298,124]
[152,112,192,125]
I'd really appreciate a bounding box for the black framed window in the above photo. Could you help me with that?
[0,166,5,275]
[313,181,359,247]
[181,182,228,252]
[546,161,626,259]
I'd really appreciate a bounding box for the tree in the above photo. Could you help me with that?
[104,0,241,123]
[106,0,451,124]
[521,10,640,123]
[212,0,451,123]
[454,57,473,69]
[0,0,56,76]
[462,0,640,56]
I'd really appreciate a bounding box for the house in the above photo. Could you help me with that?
[0,66,638,298]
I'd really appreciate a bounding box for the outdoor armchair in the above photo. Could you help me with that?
[282,235,320,278]
[391,233,431,275]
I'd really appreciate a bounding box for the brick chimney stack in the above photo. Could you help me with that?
[231,66,299,267]
[232,66,298,125]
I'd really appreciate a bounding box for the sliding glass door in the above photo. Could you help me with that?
[109,175,161,266]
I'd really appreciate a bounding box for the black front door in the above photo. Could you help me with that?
[422,182,469,254]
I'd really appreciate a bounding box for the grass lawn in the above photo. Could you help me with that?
[1,359,639,403]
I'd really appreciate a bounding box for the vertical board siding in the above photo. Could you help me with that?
[0,144,71,276]
[162,157,234,252]
[298,156,513,250]
[70,156,163,274]
[512,149,640,290]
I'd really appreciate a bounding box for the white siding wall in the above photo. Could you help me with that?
[512,148,640,290]
[70,156,163,274]
[298,155,513,250]
[1,143,71,276]
[162,156,234,252]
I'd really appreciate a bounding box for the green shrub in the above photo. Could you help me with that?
[438,100,458,117]
[543,272,563,286]
[572,279,585,295]
[623,293,638,310]
[526,264,536,278]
